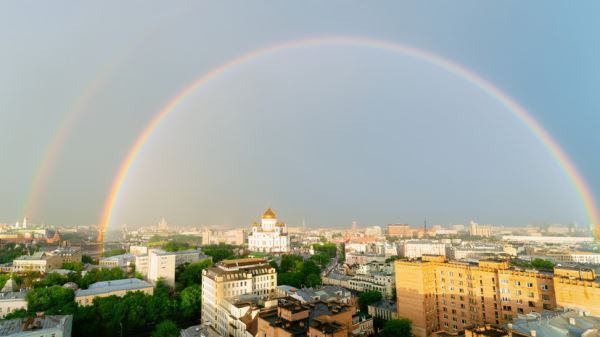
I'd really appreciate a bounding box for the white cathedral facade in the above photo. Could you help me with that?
[247,208,290,253]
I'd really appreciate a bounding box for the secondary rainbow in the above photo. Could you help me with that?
[98,36,599,241]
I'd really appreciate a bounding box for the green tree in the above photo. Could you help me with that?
[152,320,179,337]
[280,255,303,273]
[380,318,412,337]
[180,285,202,319]
[358,290,382,312]
[36,272,68,288]
[305,273,322,287]
[101,248,126,257]
[163,241,191,252]
[530,258,555,271]
[3,308,30,320]
[81,255,94,264]
[27,286,75,315]
[202,244,238,263]
[63,261,84,272]
[278,272,304,288]
[175,259,213,290]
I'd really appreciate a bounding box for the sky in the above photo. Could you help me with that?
[1,1,599,229]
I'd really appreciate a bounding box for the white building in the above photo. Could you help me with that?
[201,258,277,337]
[13,252,62,273]
[0,279,27,319]
[132,248,211,287]
[399,240,446,258]
[247,208,290,253]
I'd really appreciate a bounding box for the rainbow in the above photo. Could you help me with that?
[98,36,599,241]
[23,63,116,219]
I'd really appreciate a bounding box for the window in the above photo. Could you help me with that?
[541,284,548,290]
[515,281,521,286]
[526,282,533,288]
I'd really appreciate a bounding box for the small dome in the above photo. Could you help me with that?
[262,208,277,219]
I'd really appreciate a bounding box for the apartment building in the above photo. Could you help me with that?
[133,248,211,287]
[75,278,153,306]
[201,258,277,336]
[553,266,600,316]
[399,241,447,258]
[46,247,82,264]
[13,252,62,273]
[395,256,556,337]
[256,297,365,337]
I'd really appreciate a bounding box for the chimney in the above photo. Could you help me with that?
[569,318,576,325]
[507,323,513,337]
[530,330,536,337]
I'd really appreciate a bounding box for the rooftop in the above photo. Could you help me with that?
[0,315,72,336]
[75,278,152,297]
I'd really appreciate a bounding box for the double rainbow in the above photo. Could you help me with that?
[98,36,599,241]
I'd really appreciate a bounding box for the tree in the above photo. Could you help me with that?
[358,290,382,312]
[27,286,75,315]
[379,318,412,337]
[152,320,179,337]
[202,244,238,263]
[305,273,322,287]
[280,255,303,273]
[35,272,68,288]
[175,259,213,290]
[3,308,30,320]
[82,255,94,264]
[63,261,84,272]
[102,248,126,257]
[530,258,555,271]
[163,241,190,252]
[180,285,202,319]
[278,272,304,288]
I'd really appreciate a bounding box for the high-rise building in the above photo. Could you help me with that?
[395,256,556,337]
[247,208,290,253]
[553,266,600,316]
[201,258,277,335]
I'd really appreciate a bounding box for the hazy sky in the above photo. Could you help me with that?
[1,1,599,229]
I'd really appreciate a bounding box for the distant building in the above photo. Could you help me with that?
[344,252,386,265]
[469,221,493,237]
[13,252,62,273]
[0,315,72,337]
[387,224,412,237]
[247,208,290,253]
[399,240,447,258]
[276,285,352,304]
[201,229,245,246]
[364,226,383,236]
[132,248,211,287]
[367,300,398,321]
[46,247,82,264]
[99,253,135,269]
[75,278,153,306]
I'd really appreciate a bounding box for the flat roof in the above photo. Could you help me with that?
[75,278,152,297]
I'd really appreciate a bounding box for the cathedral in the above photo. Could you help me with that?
[247,208,290,253]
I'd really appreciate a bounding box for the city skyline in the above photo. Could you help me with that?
[2,2,599,231]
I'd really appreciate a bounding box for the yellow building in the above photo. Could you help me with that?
[395,256,555,337]
[553,266,600,316]
[75,278,153,306]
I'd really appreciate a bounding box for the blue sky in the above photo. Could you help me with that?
[1,1,598,228]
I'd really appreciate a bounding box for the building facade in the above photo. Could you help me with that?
[75,278,154,306]
[201,258,277,336]
[247,208,290,253]
[395,256,556,337]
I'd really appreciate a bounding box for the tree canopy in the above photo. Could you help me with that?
[379,318,413,337]
[358,290,382,311]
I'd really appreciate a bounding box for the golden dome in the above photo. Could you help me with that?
[275,222,285,227]
[262,207,277,219]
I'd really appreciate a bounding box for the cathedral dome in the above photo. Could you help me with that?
[262,208,277,219]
